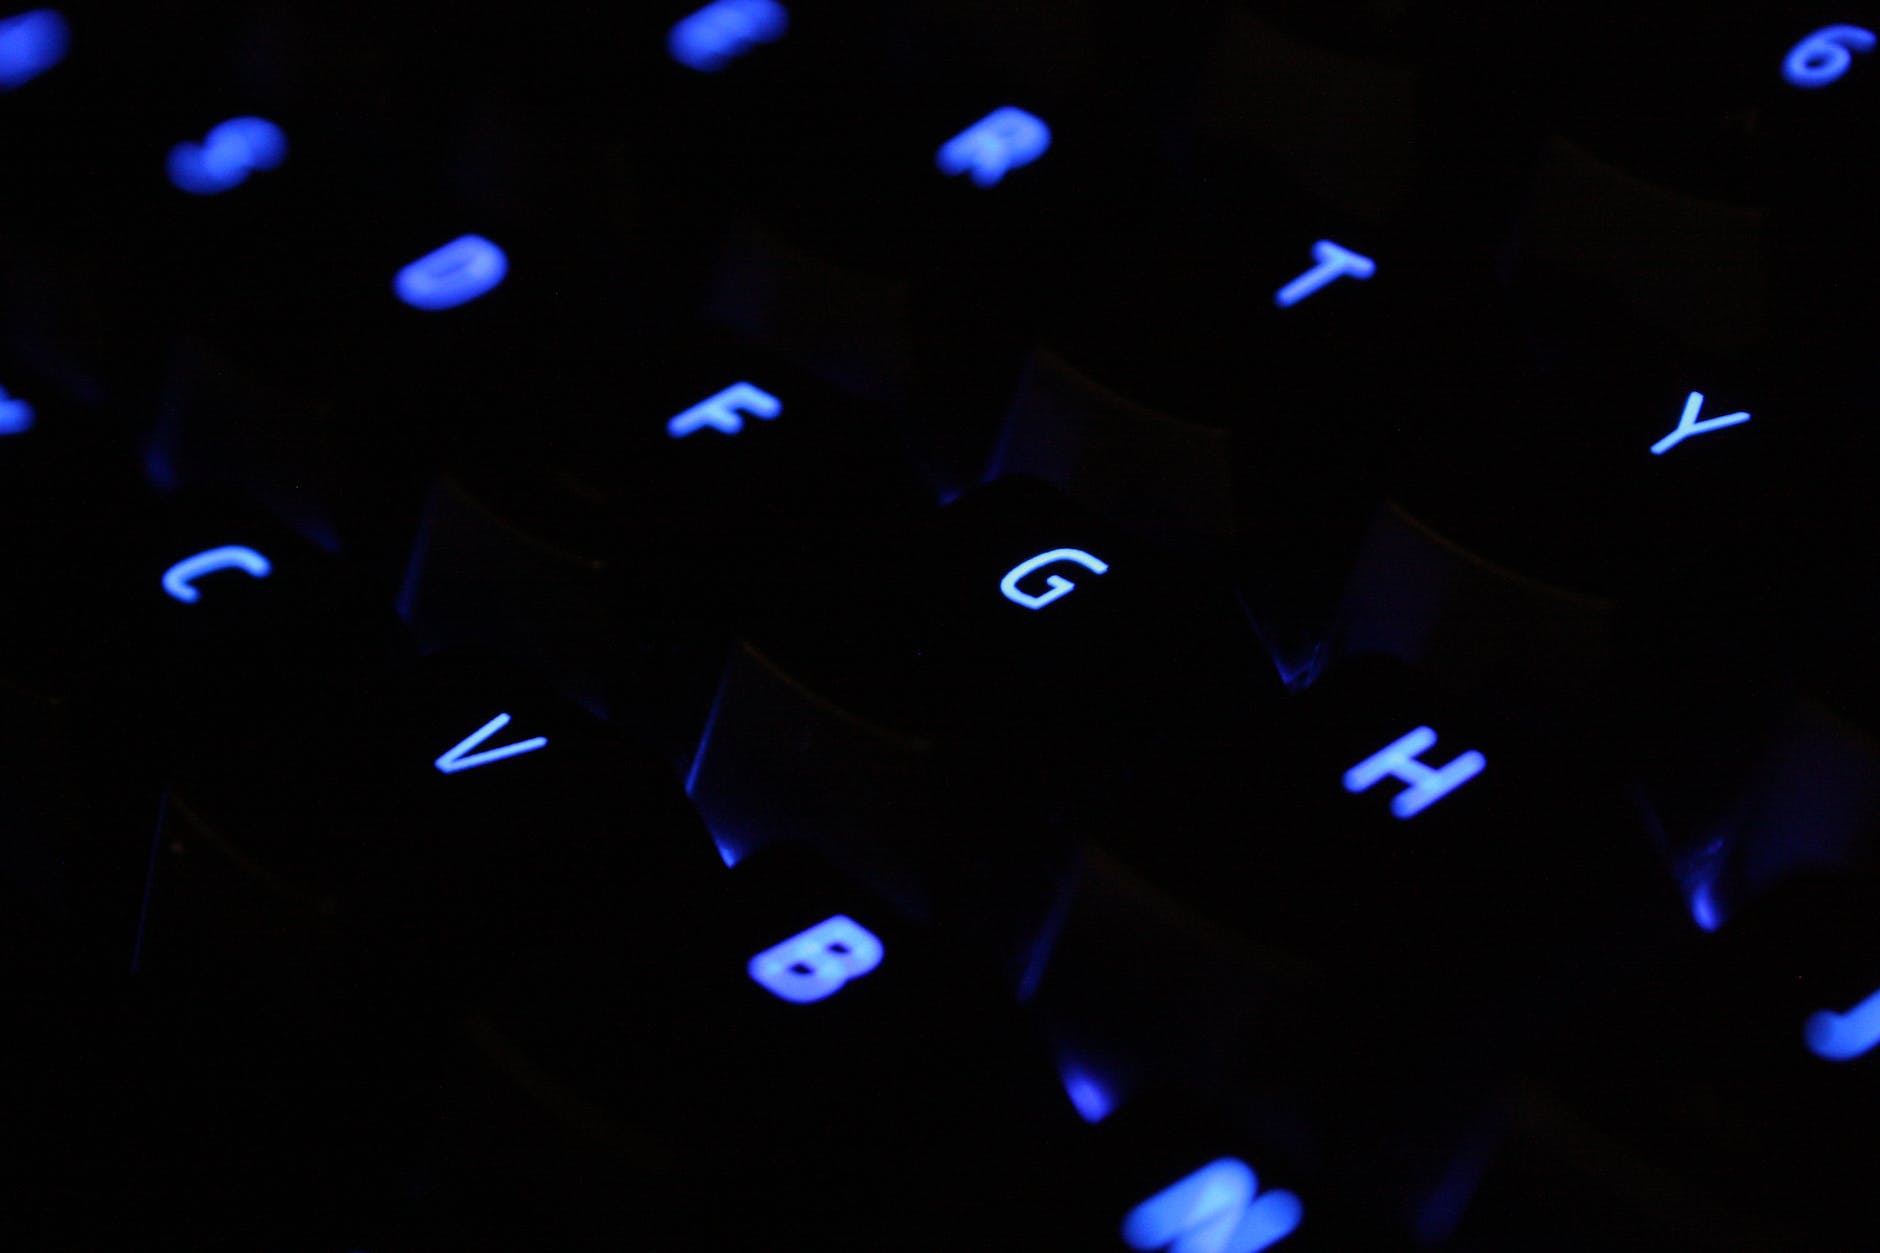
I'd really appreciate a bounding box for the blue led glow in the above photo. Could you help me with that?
[1806,987,1880,1062]
[394,234,508,311]
[0,9,67,90]
[1784,24,1876,88]
[1274,240,1375,308]
[1689,878,1723,933]
[1412,1124,1497,1246]
[129,787,169,976]
[936,106,1051,188]
[160,545,272,604]
[998,547,1108,610]
[433,712,549,774]
[1650,390,1750,456]
[1122,1157,1303,1253]
[1343,726,1485,819]
[1057,1061,1120,1124]
[0,384,33,435]
[748,914,884,1004]
[167,116,288,196]
[667,381,781,439]
[668,0,787,72]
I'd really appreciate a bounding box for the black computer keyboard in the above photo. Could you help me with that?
[6,3,1880,1249]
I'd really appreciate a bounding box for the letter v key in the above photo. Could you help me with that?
[434,712,549,775]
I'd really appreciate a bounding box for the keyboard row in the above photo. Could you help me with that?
[3,447,1878,1245]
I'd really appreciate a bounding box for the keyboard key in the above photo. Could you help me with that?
[641,3,1199,491]
[1509,6,1880,356]
[1191,2,1546,237]
[1522,869,1880,1247]
[997,183,1515,672]
[1072,654,1685,1233]
[1330,499,1615,710]
[1025,846,1323,1141]
[1057,1090,1408,1251]
[141,651,717,1000]
[398,323,928,747]
[688,475,1273,975]
[461,842,1079,1249]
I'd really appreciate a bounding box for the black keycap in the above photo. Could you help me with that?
[398,322,929,748]
[1070,655,1685,1236]
[1190,1,1547,239]
[688,475,1273,978]
[1520,870,1880,1248]
[1509,5,1880,356]
[462,843,1079,1251]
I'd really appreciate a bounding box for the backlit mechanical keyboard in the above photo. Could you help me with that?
[5,3,1880,1249]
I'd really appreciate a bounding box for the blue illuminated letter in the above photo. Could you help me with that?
[748,914,884,1004]
[394,235,508,311]
[1122,1157,1303,1253]
[433,712,549,774]
[1650,390,1750,456]
[0,384,33,435]
[1806,987,1880,1062]
[668,0,787,72]
[1274,240,1375,308]
[999,548,1108,610]
[0,9,67,90]
[936,106,1051,188]
[1784,24,1876,88]
[167,117,288,196]
[161,546,272,604]
[666,381,781,438]
[1343,727,1485,819]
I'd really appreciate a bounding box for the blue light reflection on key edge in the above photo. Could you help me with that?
[128,788,170,975]
[682,666,745,867]
[0,385,34,435]
[1671,834,1729,933]
[1056,1059,1120,1123]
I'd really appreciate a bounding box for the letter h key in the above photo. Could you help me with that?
[1343,726,1485,819]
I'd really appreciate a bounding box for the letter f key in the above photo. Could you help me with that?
[667,381,782,439]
